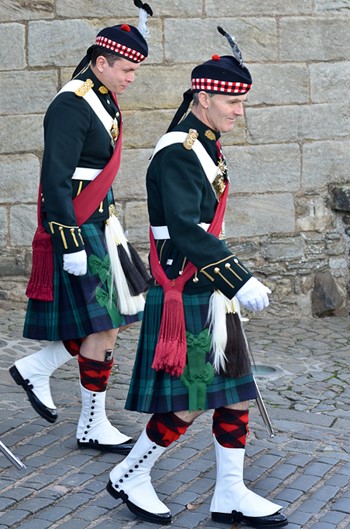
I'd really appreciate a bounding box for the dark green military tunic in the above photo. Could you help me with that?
[125,112,257,413]
[24,67,141,341]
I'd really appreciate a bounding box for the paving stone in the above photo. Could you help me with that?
[189,477,215,495]
[52,520,90,529]
[309,522,336,529]
[287,509,314,525]
[270,463,298,480]
[0,509,31,526]
[274,488,304,503]
[331,498,350,514]
[310,484,340,502]
[13,521,52,529]
[318,511,348,524]
[173,509,209,527]
[36,506,72,522]
[0,496,16,509]
[157,478,182,495]
[288,474,323,492]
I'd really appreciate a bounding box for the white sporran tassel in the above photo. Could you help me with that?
[207,290,228,373]
[105,216,145,315]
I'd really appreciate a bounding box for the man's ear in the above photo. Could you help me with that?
[198,91,210,109]
[95,55,107,73]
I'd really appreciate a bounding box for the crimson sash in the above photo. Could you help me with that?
[26,93,122,301]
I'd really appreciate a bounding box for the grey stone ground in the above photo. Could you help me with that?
[1,305,350,529]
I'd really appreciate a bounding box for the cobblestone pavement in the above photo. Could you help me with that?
[1,305,350,529]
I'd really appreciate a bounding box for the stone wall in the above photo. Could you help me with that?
[1,0,350,317]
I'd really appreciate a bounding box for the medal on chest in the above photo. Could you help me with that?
[110,111,120,144]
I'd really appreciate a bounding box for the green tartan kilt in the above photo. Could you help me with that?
[23,221,142,341]
[125,286,257,413]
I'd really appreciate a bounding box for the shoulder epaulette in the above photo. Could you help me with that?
[183,128,199,150]
[75,79,94,97]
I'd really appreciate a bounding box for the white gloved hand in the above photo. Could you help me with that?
[236,277,271,312]
[63,250,87,276]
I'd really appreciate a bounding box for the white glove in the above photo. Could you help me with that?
[63,250,87,276]
[236,277,271,312]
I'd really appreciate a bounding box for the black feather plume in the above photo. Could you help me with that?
[134,0,153,16]
[217,25,244,66]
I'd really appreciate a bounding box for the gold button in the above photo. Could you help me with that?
[214,267,220,274]
[225,262,231,269]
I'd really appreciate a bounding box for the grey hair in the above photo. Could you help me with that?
[192,92,214,106]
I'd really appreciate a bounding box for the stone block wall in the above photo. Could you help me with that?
[1,0,350,317]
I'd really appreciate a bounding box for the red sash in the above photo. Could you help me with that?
[149,182,229,377]
[26,93,122,301]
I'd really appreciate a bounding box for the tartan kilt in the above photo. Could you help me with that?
[125,286,257,413]
[23,221,142,341]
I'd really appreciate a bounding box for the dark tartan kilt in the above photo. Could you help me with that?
[125,286,257,414]
[23,221,142,341]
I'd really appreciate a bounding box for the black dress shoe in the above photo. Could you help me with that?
[9,365,57,423]
[106,479,172,525]
[77,439,135,454]
[212,509,288,527]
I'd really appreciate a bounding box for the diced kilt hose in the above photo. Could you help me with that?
[125,286,257,414]
[23,219,142,341]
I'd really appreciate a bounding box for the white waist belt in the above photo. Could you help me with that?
[72,167,103,181]
[151,223,210,240]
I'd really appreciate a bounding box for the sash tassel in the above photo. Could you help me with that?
[150,183,229,376]
[25,226,54,301]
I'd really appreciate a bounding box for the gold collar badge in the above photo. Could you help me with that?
[98,85,109,94]
[205,129,216,141]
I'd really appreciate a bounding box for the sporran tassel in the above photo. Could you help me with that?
[207,290,228,373]
[127,241,152,284]
[105,216,145,315]
[208,291,253,377]
[224,304,252,378]
[107,210,149,294]
[116,244,148,296]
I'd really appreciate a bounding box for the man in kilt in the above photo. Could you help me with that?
[105,27,288,527]
[9,1,153,454]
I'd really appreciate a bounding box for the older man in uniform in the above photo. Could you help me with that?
[105,27,288,527]
[9,1,152,454]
